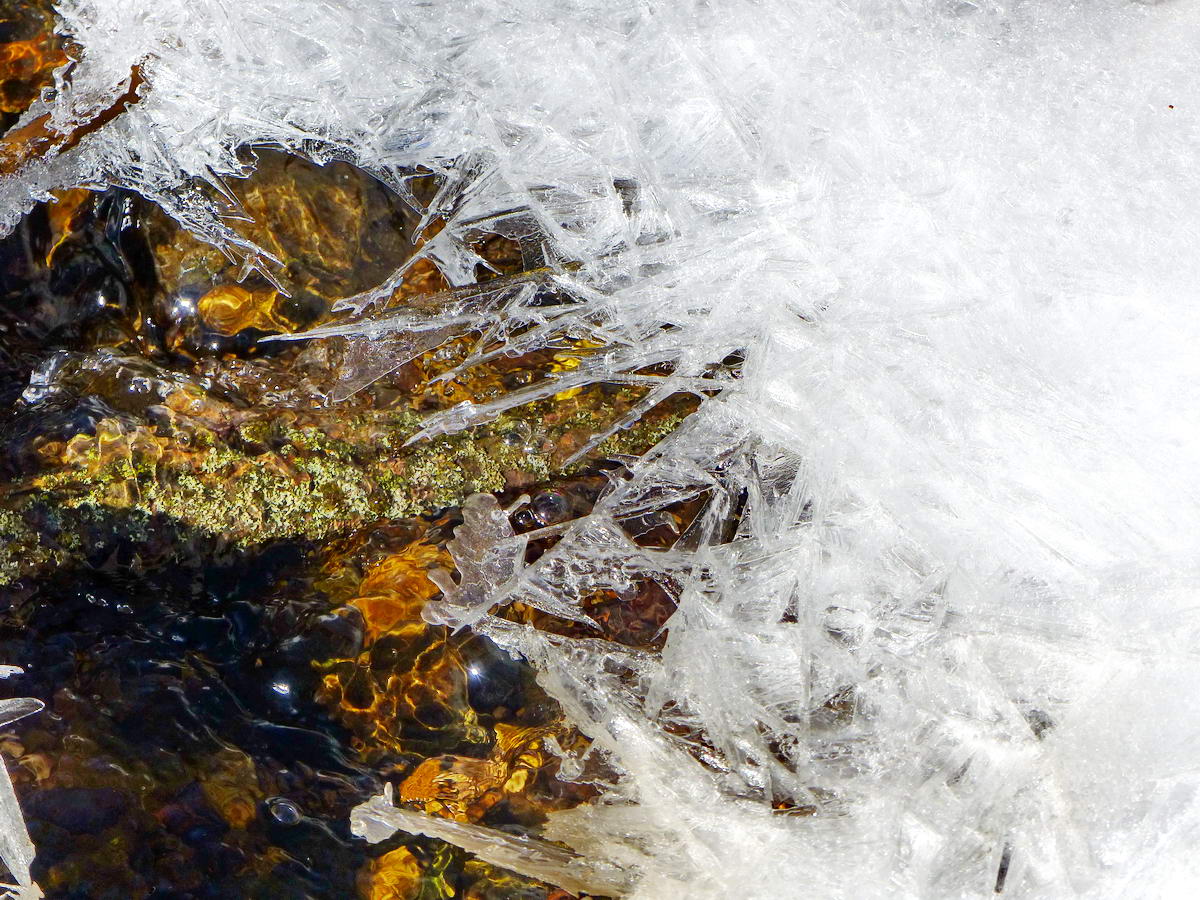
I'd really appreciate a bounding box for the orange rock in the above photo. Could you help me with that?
[351,541,446,643]
[0,35,66,114]
[0,65,143,178]
[197,284,289,336]
[356,846,423,900]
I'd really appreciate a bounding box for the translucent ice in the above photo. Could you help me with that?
[9,0,1200,897]
[352,783,630,897]
[0,690,43,897]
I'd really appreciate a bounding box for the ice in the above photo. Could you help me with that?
[426,494,530,630]
[8,0,1200,896]
[0,691,43,897]
[351,783,631,897]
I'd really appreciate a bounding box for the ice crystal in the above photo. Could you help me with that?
[0,679,42,897]
[352,783,630,897]
[426,494,530,630]
[6,0,1200,897]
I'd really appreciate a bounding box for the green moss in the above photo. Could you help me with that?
[595,407,692,459]
[0,508,53,584]
[0,387,695,585]
[236,419,272,446]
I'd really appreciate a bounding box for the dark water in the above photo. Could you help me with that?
[0,177,583,897]
[0,546,374,897]
[0,531,567,898]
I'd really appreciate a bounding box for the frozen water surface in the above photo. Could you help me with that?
[6,0,1200,896]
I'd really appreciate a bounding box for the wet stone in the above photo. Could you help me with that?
[146,148,424,357]
[23,787,129,835]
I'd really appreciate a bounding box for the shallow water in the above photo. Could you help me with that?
[0,122,682,899]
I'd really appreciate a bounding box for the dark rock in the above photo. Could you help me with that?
[24,786,129,834]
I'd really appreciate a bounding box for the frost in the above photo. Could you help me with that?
[10,0,1200,897]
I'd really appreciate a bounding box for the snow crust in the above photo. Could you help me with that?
[8,0,1200,896]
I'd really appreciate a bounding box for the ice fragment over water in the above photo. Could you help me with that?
[426,494,529,631]
[0,688,42,897]
[352,784,630,897]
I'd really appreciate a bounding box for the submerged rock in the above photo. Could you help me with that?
[22,787,129,835]
[0,1,64,131]
[146,148,426,357]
